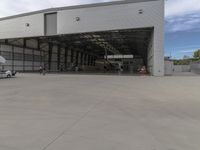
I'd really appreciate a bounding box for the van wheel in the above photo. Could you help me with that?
[7,74,11,78]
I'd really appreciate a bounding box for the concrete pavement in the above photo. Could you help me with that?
[0,73,200,150]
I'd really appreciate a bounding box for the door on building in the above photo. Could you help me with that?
[44,13,57,36]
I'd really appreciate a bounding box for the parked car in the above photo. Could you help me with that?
[0,70,17,78]
[0,56,17,78]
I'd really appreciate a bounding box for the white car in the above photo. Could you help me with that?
[0,56,17,78]
[0,70,13,78]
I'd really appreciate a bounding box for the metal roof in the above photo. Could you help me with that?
[0,0,158,21]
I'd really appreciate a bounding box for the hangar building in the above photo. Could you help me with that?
[0,0,164,76]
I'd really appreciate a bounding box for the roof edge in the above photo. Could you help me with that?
[0,0,159,21]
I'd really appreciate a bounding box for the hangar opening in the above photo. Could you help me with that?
[0,28,153,75]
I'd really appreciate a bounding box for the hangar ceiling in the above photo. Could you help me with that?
[38,28,153,58]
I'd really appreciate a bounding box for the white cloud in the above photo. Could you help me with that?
[165,0,200,17]
[166,14,200,32]
[179,49,197,54]
[165,0,200,33]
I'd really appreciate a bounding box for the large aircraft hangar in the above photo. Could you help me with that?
[0,0,164,76]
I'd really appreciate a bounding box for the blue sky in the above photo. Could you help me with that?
[165,0,200,59]
[0,0,200,59]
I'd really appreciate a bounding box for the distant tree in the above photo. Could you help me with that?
[183,55,190,59]
[173,58,192,65]
[193,49,200,58]
[173,50,200,65]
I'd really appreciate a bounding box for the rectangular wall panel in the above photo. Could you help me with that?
[45,13,57,36]
[57,1,163,34]
[0,14,44,39]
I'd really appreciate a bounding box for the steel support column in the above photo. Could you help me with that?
[48,43,53,71]
[23,39,26,72]
[32,49,34,71]
[11,45,14,71]
[57,45,61,71]
[94,57,96,66]
[71,49,74,66]
[80,52,83,66]
[64,47,68,71]
[91,56,94,66]
[37,39,42,67]
[84,54,87,66]
[75,51,79,66]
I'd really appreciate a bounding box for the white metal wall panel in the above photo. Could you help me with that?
[25,61,32,66]
[61,48,65,55]
[14,47,23,53]
[0,45,12,52]
[34,62,41,67]
[4,66,12,70]
[14,66,23,71]
[5,60,12,65]
[51,54,57,62]
[24,49,33,54]
[52,46,58,53]
[57,1,162,34]
[34,50,40,55]
[26,39,38,49]
[0,14,44,39]
[34,66,40,70]
[25,66,32,70]
[51,62,57,70]
[13,60,23,66]
[8,39,24,46]
[67,56,71,63]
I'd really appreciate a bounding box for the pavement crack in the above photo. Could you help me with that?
[41,100,104,150]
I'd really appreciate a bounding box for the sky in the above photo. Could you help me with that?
[165,0,200,59]
[0,0,200,59]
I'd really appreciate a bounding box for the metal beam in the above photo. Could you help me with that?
[48,43,53,71]
[64,47,68,70]
[57,45,61,71]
